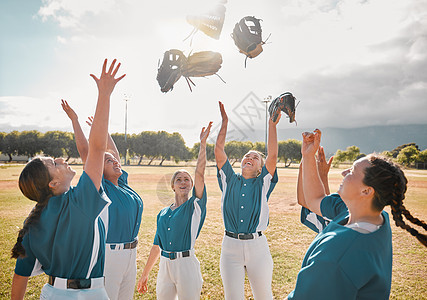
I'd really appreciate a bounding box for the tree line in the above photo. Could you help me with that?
[333,143,427,168]
[0,130,302,166]
[1,131,425,168]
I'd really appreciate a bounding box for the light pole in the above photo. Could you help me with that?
[262,95,272,155]
[124,94,130,165]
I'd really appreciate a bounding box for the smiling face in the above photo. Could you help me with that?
[103,152,122,182]
[42,157,76,195]
[338,157,372,203]
[241,150,263,178]
[171,170,193,197]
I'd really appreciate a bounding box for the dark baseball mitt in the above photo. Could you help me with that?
[268,92,297,124]
[156,49,186,93]
[231,16,267,67]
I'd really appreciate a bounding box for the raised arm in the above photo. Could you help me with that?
[85,59,125,190]
[137,244,161,294]
[265,113,281,176]
[87,116,121,163]
[297,162,307,208]
[301,129,327,216]
[316,146,333,195]
[214,101,228,169]
[194,122,212,199]
[61,99,89,164]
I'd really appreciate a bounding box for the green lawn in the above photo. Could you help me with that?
[0,163,426,299]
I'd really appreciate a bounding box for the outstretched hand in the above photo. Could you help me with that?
[200,122,213,144]
[61,99,78,121]
[86,116,94,127]
[316,146,333,180]
[219,101,228,123]
[269,111,281,126]
[301,129,321,157]
[90,59,126,96]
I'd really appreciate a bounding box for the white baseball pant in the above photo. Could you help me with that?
[156,252,203,300]
[220,234,274,300]
[104,246,137,300]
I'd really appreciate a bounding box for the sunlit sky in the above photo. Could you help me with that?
[1,0,426,147]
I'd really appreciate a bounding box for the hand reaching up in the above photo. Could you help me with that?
[90,59,126,96]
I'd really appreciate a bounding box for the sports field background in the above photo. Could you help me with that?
[1,163,426,299]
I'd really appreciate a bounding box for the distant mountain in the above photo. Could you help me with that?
[234,124,427,156]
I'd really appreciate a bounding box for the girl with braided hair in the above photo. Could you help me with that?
[287,129,426,300]
[11,59,125,299]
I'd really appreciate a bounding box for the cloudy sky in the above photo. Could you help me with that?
[1,0,426,147]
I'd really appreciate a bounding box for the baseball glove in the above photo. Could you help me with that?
[231,16,266,67]
[156,49,187,93]
[181,51,224,92]
[182,51,223,77]
[186,1,226,40]
[268,92,297,124]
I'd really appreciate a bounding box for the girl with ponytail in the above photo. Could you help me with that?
[11,59,125,300]
[287,129,426,300]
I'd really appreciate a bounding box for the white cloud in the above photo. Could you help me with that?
[2,0,427,147]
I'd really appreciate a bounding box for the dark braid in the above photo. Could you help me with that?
[11,158,52,258]
[363,154,427,247]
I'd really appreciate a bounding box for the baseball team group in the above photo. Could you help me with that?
[10,60,426,300]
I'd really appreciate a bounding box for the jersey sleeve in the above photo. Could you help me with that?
[216,159,235,191]
[153,212,161,246]
[192,185,207,240]
[287,258,358,299]
[300,207,329,233]
[193,185,207,209]
[320,193,348,221]
[14,235,39,277]
[70,172,111,219]
[259,165,278,198]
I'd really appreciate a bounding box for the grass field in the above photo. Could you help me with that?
[0,163,426,299]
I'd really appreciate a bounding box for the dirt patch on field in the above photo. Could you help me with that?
[0,180,19,190]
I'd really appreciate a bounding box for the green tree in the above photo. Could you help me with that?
[41,131,73,158]
[18,130,43,159]
[225,141,253,166]
[278,139,302,167]
[111,133,127,160]
[381,151,393,158]
[166,132,190,164]
[391,143,419,158]
[3,131,20,162]
[253,142,266,156]
[397,145,419,166]
[416,149,427,163]
[0,132,6,156]
[192,143,215,161]
[333,146,361,167]
[346,145,361,162]
[64,134,80,162]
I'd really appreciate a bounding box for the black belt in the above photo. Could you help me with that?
[109,239,138,250]
[48,276,100,289]
[161,250,191,260]
[225,230,262,240]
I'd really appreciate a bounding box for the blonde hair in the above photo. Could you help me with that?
[170,169,193,190]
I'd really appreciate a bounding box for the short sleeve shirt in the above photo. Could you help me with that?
[153,186,207,252]
[15,172,111,279]
[102,170,143,243]
[288,194,393,300]
[217,160,277,233]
